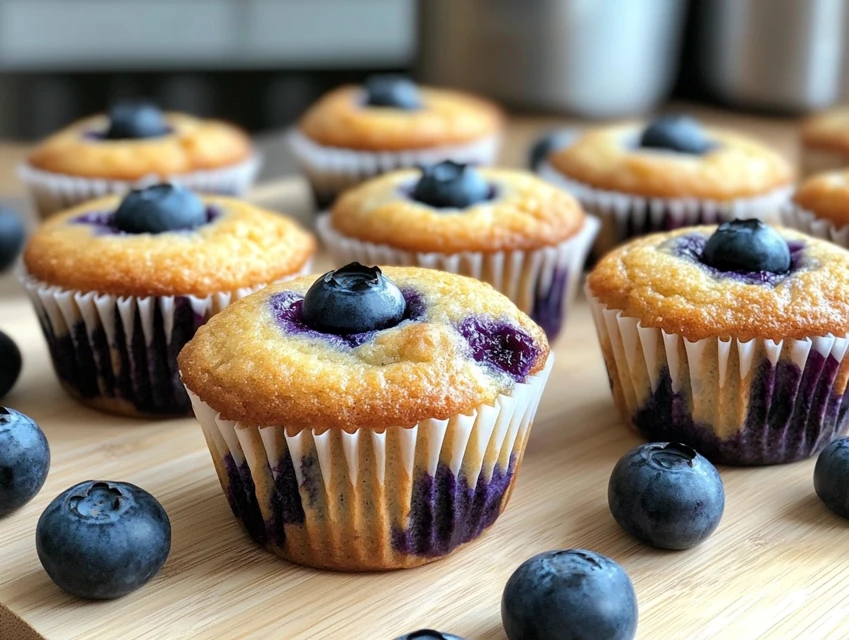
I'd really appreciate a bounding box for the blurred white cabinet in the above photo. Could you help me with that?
[0,0,414,70]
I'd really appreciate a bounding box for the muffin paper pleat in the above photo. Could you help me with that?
[317,214,599,340]
[538,161,793,259]
[781,202,849,249]
[19,154,262,219]
[288,129,501,209]
[588,291,849,465]
[184,354,553,571]
[18,262,309,418]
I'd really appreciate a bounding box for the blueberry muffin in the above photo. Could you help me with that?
[179,264,553,570]
[318,161,598,340]
[587,219,849,465]
[289,75,504,209]
[21,100,260,218]
[782,169,849,247]
[20,184,314,418]
[800,107,849,177]
[539,115,795,259]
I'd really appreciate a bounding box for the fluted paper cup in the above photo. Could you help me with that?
[781,202,849,249]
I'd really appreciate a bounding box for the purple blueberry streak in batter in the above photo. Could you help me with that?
[531,264,569,340]
[459,316,540,382]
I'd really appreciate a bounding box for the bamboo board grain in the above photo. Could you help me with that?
[3,112,849,640]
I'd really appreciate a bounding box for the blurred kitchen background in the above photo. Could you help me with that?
[0,0,847,174]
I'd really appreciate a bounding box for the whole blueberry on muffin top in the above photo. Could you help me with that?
[412,161,492,209]
[113,183,208,234]
[639,115,716,155]
[104,100,170,140]
[364,74,422,110]
[702,219,791,274]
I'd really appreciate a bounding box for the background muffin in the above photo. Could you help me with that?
[289,74,504,209]
[539,115,795,259]
[179,264,552,570]
[800,107,849,177]
[587,220,849,465]
[318,162,598,340]
[20,100,260,218]
[782,169,849,248]
[20,184,314,418]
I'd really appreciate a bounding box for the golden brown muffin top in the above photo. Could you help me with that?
[587,225,849,342]
[793,169,849,224]
[297,85,503,151]
[179,267,550,431]
[801,107,849,154]
[548,124,794,200]
[329,168,586,253]
[27,113,253,180]
[24,195,315,297]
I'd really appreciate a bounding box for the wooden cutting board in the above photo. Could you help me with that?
[3,120,848,640]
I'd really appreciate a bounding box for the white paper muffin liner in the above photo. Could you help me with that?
[19,154,262,220]
[288,128,501,209]
[538,160,794,260]
[781,202,849,249]
[185,353,553,571]
[800,148,849,178]
[18,261,309,418]
[317,214,600,340]
[588,290,849,465]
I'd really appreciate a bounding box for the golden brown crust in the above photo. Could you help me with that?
[330,168,585,253]
[587,226,849,342]
[801,107,849,153]
[178,267,550,431]
[792,169,849,224]
[549,123,794,200]
[297,85,503,151]
[27,113,253,180]
[24,195,315,297]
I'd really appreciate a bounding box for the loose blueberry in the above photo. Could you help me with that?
[0,331,21,399]
[412,161,492,209]
[608,442,725,550]
[529,129,576,171]
[814,437,849,519]
[502,549,638,640]
[702,219,791,274]
[104,100,169,140]
[0,408,50,518]
[113,183,207,234]
[36,480,171,599]
[0,208,25,272]
[301,263,406,335]
[364,74,422,110]
[395,631,465,640]
[639,114,715,154]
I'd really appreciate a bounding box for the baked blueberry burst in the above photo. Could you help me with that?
[412,161,492,209]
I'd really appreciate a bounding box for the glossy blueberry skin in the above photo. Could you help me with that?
[395,631,465,640]
[608,443,725,550]
[529,129,575,170]
[814,438,849,519]
[364,74,422,110]
[702,219,791,274]
[639,114,715,154]
[104,100,169,139]
[502,549,638,640]
[0,331,21,400]
[0,408,50,518]
[412,161,491,209]
[302,263,406,335]
[36,480,171,599]
[113,183,207,234]
[0,208,25,272]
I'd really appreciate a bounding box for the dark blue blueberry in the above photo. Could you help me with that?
[458,316,540,382]
[395,631,464,640]
[36,480,171,599]
[364,74,422,110]
[528,129,575,170]
[104,100,169,140]
[639,115,715,154]
[412,161,492,209]
[0,331,21,399]
[302,263,406,335]
[113,183,207,234]
[814,437,849,518]
[702,219,791,274]
[0,208,25,272]
[0,408,50,518]
[608,442,725,550]
[502,549,638,640]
